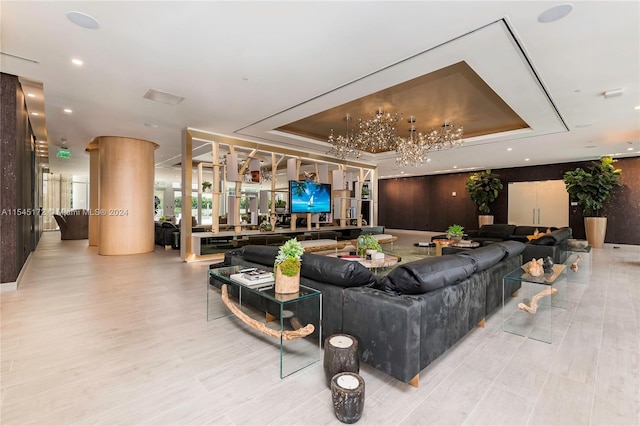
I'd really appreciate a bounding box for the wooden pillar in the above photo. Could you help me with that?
[86,141,100,246]
[92,136,158,255]
[181,130,193,261]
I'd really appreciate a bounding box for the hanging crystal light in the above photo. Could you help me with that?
[396,116,429,167]
[424,122,464,152]
[327,114,361,159]
[356,108,402,153]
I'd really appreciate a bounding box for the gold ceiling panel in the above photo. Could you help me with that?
[277,61,529,153]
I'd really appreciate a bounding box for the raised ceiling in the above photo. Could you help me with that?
[1,1,638,180]
[277,61,529,152]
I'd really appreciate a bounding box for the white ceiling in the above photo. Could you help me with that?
[2,1,639,180]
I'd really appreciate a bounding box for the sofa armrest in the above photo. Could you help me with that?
[343,287,422,383]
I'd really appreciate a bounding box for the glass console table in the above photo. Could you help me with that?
[502,263,568,343]
[208,265,322,378]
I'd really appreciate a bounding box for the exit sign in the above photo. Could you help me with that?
[57,149,71,159]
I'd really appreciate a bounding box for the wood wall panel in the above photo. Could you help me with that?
[379,156,640,245]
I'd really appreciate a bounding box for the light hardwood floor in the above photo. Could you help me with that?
[1,230,638,425]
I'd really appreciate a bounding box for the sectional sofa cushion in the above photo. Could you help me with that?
[241,245,279,264]
[456,244,506,272]
[379,255,476,295]
[477,224,516,239]
[301,253,376,288]
[529,227,571,246]
[494,241,526,260]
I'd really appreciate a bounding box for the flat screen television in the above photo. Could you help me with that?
[289,180,332,214]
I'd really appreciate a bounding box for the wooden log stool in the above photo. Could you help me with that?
[331,372,365,424]
[323,334,359,387]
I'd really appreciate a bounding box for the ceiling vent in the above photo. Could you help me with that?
[143,89,185,105]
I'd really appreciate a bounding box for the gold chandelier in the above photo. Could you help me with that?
[327,114,361,160]
[327,109,463,166]
[356,109,402,153]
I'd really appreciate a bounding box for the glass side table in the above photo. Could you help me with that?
[564,245,592,284]
[502,263,568,343]
[208,265,322,378]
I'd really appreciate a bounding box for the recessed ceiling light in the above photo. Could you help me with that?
[453,165,458,169]
[426,158,431,162]
[635,106,640,110]
[524,158,530,162]
[507,147,513,151]
[31,112,39,116]
[66,11,100,29]
[538,4,573,23]
[27,93,36,98]
[63,108,72,113]
[627,147,634,151]
[71,58,84,66]
[400,171,405,174]
[143,89,185,105]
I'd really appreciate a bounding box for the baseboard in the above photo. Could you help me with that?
[1,251,34,291]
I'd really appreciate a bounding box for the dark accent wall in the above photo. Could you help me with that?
[379,156,640,245]
[0,72,41,284]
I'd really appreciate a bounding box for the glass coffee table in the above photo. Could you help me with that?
[208,265,322,378]
[502,263,568,343]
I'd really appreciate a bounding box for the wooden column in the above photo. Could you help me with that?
[86,141,100,246]
[92,136,158,255]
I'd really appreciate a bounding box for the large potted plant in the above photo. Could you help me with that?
[465,169,503,228]
[563,156,622,248]
[274,238,304,294]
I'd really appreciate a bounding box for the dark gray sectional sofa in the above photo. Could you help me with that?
[220,240,526,386]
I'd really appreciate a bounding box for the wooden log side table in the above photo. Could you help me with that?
[331,372,365,424]
[324,334,359,387]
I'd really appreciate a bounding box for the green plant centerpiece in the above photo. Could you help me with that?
[466,169,503,214]
[356,234,383,257]
[259,220,273,232]
[446,224,464,242]
[274,238,304,294]
[274,198,287,213]
[563,156,622,248]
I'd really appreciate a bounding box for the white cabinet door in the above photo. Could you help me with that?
[508,181,538,225]
[537,180,569,227]
[508,180,569,227]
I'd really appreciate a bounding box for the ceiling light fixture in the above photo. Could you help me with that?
[423,122,464,152]
[538,4,573,23]
[63,109,72,113]
[71,58,84,66]
[396,117,429,167]
[356,109,402,153]
[327,114,361,160]
[66,11,100,29]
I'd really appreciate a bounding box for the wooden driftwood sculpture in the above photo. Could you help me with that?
[220,284,314,340]
[527,258,544,277]
[518,287,558,314]
[571,255,582,271]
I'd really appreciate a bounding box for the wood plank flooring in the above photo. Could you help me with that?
[1,230,638,425]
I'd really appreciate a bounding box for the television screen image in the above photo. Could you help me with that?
[289,181,332,214]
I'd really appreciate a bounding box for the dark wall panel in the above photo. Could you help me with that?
[379,156,640,245]
[0,72,39,284]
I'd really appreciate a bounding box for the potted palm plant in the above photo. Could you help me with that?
[466,169,503,228]
[563,156,622,248]
[274,238,304,294]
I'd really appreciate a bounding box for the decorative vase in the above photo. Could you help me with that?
[542,256,554,274]
[324,334,360,387]
[584,217,607,249]
[275,207,285,214]
[331,372,365,424]
[478,215,494,228]
[275,264,300,294]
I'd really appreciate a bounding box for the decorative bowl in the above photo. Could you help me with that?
[567,239,589,249]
